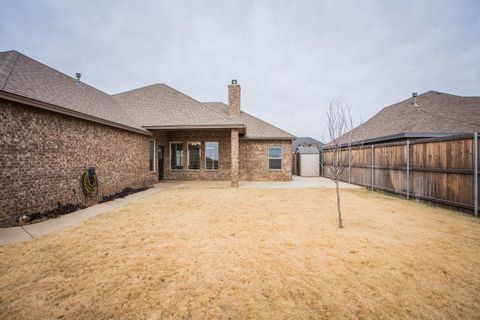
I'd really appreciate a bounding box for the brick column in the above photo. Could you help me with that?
[231,129,239,187]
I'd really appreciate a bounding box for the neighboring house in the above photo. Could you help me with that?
[292,137,323,152]
[327,91,480,146]
[321,91,480,212]
[0,50,294,224]
[291,137,323,175]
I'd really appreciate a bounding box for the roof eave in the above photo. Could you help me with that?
[144,124,246,133]
[240,136,295,141]
[0,90,151,136]
[323,132,459,149]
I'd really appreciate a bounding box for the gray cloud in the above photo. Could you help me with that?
[1,0,479,141]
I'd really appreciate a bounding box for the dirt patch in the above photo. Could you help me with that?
[0,188,479,319]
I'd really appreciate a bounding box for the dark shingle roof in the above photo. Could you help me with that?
[292,137,324,151]
[331,91,480,145]
[202,102,294,139]
[113,84,244,129]
[296,146,320,154]
[0,50,293,139]
[0,50,148,134]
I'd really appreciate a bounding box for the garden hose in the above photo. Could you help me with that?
[83,169,98,195]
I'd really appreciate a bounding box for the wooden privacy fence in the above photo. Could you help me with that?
[321,134,479,216]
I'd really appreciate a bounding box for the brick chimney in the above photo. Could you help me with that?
[228,80,241,116]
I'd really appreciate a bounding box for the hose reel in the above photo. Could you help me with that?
[82,167,98,196]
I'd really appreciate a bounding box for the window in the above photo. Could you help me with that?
[149,140,155,171]
[268,147,282,170]
[170,142,184,170]
[205,142,219,170]
[188,142,201,170]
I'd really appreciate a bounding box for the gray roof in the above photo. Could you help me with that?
[202,102,295,139]
[113,84,245,129]
[0,50,293,139]
[0,50,148,135]
[296,146,319,154]
[330,91,480,146]
[292,137,323,151]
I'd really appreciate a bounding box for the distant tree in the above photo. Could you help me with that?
[326,98,360,228]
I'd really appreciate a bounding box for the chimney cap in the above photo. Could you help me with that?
[231,79,237,85]
[412,92,418,97]
[75,73,82,81]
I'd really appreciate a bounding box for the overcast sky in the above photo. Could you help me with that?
[1,0,479,140]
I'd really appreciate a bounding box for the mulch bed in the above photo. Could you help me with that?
[100,187,148,203]
[0,187,149,228]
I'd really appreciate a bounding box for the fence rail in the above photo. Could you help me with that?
[321,134,479,215]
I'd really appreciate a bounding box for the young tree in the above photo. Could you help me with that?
[326,98,358,228]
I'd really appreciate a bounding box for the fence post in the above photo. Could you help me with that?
[406,139,410,200]
[371,145,375,190]
[348,148,352,184]
[474,133,478,217]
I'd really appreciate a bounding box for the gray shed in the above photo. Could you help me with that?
[295,146,320,177]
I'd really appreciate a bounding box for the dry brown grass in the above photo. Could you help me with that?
[1,187,479,319]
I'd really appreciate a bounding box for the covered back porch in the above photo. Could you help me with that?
[149,127,241,186]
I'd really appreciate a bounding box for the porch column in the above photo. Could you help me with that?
[231,129,239,187]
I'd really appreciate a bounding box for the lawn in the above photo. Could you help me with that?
[0,187,479,319]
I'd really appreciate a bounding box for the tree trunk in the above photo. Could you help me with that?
[336,178,343,228]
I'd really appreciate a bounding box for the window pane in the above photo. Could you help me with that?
[269,158,282,170]
[268,147,282,170]
[188,142,201,170]
[205,142,219,170]
[149,141,154,171]
[268,147,282,158]
[170,143,183,169]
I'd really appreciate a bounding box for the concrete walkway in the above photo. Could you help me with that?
[0,176,360,246]
[0,184,170,246]
[164,176,360,189]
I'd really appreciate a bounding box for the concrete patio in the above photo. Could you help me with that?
[240,175,360,189]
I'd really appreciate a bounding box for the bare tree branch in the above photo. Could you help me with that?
[326,98,363,228]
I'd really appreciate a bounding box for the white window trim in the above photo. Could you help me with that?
[187,142,202,171]
[149,139,156,172]
[169,141,184,170]
[205,141,219,171]
[268,146,283,171]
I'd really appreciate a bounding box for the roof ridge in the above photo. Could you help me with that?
[113,83,204,104]
[0,50,20,89]
[379,90,443,112]
[203,101,295,138]
[112,83,165,95]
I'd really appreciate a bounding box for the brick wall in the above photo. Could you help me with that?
[150,130,292,182]
[239,139,292,181]
[0,100,156,225]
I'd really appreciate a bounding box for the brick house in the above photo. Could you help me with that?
[0,50,294,224]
